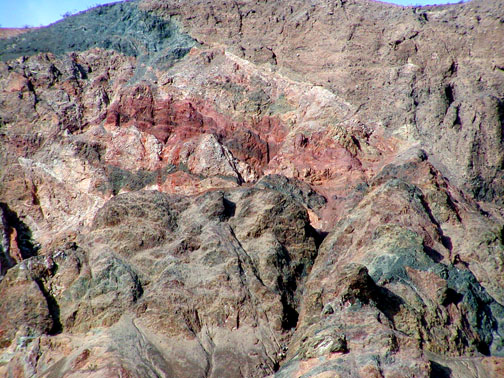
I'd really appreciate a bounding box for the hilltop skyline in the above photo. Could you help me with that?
[0,0,470,28]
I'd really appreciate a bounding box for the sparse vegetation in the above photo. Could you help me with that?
[61,11,74,19]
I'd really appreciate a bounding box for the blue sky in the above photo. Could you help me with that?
[0,0,117,28]
[0,0,469,28]
[381,0,468,5]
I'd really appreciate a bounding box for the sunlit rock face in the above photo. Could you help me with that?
[0,0,504,376]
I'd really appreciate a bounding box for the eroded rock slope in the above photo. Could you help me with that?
[0,0,503,376]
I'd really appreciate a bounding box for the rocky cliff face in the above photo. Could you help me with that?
[0,0,503,377]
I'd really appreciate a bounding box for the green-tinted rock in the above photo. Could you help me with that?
[0,1,196,69]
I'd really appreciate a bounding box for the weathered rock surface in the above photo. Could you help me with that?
[0,0,503,376]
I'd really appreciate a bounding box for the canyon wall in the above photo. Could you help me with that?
[0,0,503,376]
